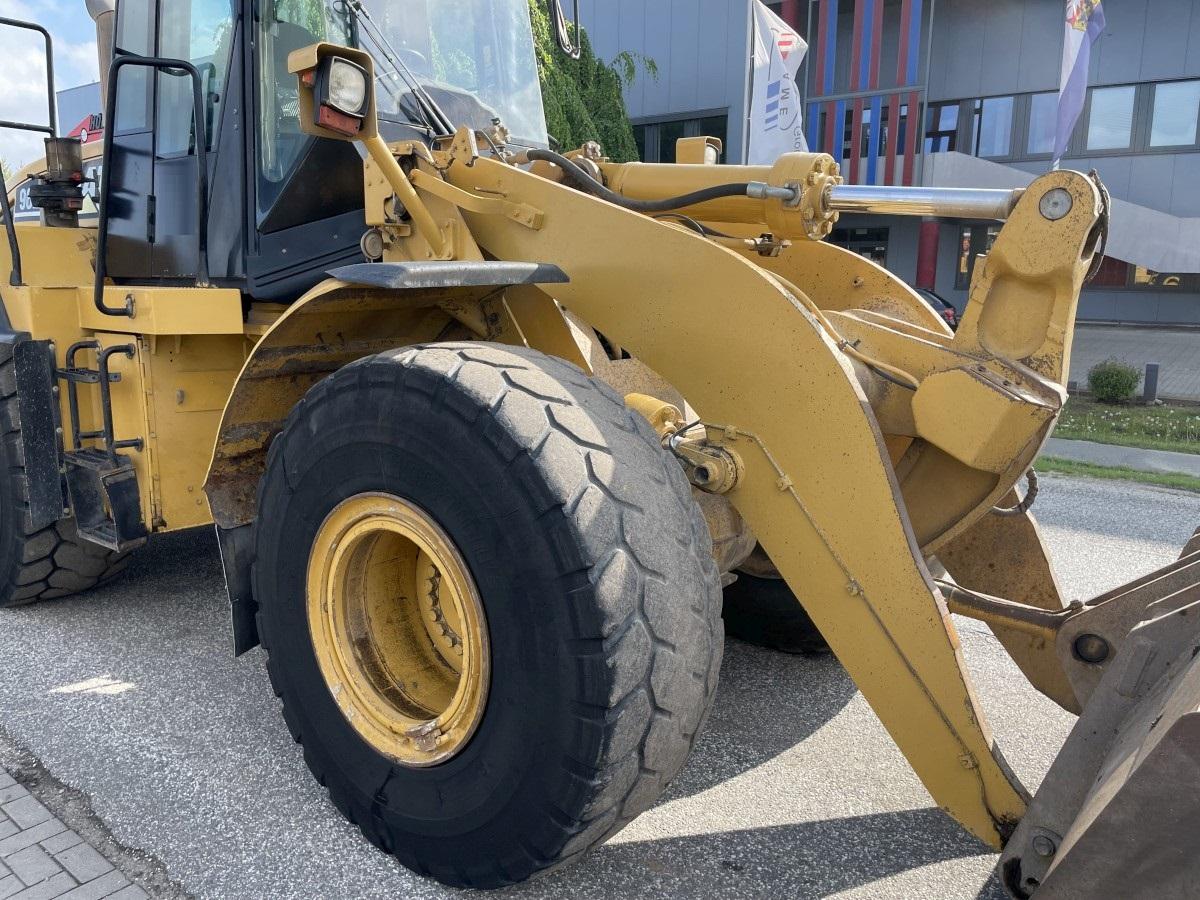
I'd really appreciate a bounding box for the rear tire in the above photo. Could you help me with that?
[722,572,829,655]
[253,342,723,888]
[0,351,131,609]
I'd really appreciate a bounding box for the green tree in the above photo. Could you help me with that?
[528,1,653,162]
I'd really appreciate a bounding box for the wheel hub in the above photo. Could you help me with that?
[306,493,489,767]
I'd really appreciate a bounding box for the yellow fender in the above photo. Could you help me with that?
[204,278,584,528]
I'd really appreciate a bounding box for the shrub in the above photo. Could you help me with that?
[528,1,653,162]
[1088,359,1141,404]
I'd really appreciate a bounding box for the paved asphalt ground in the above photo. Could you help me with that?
[0,474,1197,900]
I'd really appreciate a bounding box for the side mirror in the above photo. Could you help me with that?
[547,0,581,60]
[288,42,378,141]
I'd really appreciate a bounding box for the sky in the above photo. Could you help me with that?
[0,0,100,168]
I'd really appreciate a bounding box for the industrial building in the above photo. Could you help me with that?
[576,0,1200,325]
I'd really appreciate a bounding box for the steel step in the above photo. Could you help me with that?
[64,450,147,553]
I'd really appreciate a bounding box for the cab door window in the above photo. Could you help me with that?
[257,0,351,214]
[113,0,155,132]
[156,0,235,156]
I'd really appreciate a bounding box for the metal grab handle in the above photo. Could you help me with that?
[96,345,139,463]
[0,16,59,287]
[0,171,22,287]
[63,340,101,451]
[95,55,211,318]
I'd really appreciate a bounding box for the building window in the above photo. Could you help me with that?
[839,108,877,159]
[1086,85,1136,151]
[930,79,1200,163]
[924,102,959,154]
[1027,92,1057,155]
[1149,80,1200,148]
[1131,266,1198,290]
[633,113,728,163]
[830,227,889,266]
[1087,255,1130,288]
[1069,255,1198,291]
[956,224,1000,290]
[633,125,647,162]
[873,103,910,158]
[971,96,1013,158]
[659,120,687,161]
[958,232,1197,293]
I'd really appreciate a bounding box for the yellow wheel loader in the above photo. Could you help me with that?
[1,0,1197,894]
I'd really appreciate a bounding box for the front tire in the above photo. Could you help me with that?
[253,343,723,888]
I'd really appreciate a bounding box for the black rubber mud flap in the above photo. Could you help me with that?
[9,337,64,531]
[217,523,258,655]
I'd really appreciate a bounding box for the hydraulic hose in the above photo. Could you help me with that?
[526,149,758,214]
[991,470,1039,517]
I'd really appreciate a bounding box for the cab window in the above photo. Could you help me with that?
[156,0,235,156]
[113,0,155,132]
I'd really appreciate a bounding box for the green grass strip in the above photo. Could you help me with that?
[1036,456,1200,494]
[1055,398,1200,455]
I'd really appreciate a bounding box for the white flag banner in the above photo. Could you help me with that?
[1054,0,1106,164]
[747,1,808,164]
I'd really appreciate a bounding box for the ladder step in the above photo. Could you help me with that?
[63,450,148,553]
[64,448,125,472]
[76,520,122,552]
[55,367,120,385]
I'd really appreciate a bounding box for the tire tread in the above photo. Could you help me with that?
[254,342,723,888]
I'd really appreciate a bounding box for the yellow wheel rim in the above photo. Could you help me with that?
[306,493,489,767]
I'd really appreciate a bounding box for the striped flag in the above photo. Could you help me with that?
[747,1,808,164]
[1054,0,1107,165]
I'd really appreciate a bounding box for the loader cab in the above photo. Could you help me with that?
[102,0,549,303]
[105,0,367,300]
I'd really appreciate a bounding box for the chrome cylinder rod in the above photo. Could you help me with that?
[827,184,1023,220]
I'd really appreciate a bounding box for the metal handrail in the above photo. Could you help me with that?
[0,18,56,135]
[94,55,211,317]
[0,17,59,287]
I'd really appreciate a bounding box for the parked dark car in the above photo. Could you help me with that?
[915,288,959,331]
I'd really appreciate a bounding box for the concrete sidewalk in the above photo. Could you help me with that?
[1043,437,1200,477]
[1068,325,1200,401]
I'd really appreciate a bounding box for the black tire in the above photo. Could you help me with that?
[722,572,829,655]
[253,342,723,888]
[0,352,131,609]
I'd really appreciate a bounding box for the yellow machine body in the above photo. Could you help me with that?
[14,27,1198,897]
[1,119,1099,851]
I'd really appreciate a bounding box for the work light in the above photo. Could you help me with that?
[325,58,367,114]
[306,55,370,136]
